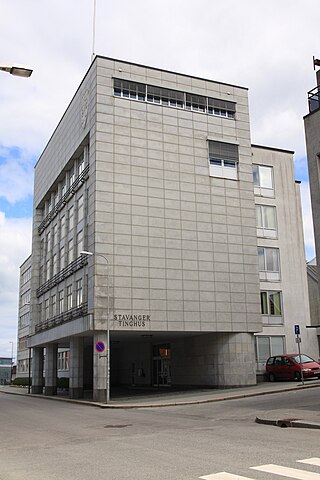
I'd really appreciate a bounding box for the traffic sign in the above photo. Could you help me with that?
[294,324,300,335]
[95,341,105,353]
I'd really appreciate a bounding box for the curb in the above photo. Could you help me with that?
[1,382,320,409]
[255,416,320,430]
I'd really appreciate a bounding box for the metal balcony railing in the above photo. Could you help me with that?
[36,255,88,297]
[308,85,320,113]
[35,302,88,333]
[38,164,89,234]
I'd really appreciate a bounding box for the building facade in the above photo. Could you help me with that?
[252,146,319,373]
[24,56,314,401]
[304,66,320,348]
[16,256,32,378]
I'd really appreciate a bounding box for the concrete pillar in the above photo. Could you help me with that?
[93,332,108,402]
[69,337,84,399]
[31,346,44,394]
[44,344,58,395]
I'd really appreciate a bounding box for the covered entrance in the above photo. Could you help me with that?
[152,344,171,387]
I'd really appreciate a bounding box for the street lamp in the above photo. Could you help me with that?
[9,341,14,384]
[0,65,33,78]
[80,250,110,402]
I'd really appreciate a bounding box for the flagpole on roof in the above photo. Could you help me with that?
[92,0,97,61]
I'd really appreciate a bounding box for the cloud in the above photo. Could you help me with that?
[0,146,35,204]
[0,212,32,356]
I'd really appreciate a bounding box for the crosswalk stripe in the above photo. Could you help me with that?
[251,464,320,480]
[199,473,256,480]
[298,459,320,467]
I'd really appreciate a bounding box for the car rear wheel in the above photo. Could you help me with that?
[294,371,301,381]
[268,372,276,382]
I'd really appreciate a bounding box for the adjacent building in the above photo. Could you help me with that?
[18,56,316,401]
[304,64,320,348]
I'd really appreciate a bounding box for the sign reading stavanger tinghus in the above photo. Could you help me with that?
[114,314,151,327]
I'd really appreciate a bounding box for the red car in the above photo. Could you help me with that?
[266,354,320,382]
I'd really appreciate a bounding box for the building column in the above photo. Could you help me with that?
[31,346,44,394]
[44,344,58,396]
[69,337,84,399]
[93,332,107,402]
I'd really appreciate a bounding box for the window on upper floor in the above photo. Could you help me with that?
[114,78,146,101]
[60,246,65,270]
[69,205,74,231]
[113,78,236,119]
[68,239,74,265]
[53,224,58,246]
[256,205,277,238]
[208,140,238,180]
[60,215,66,239]
[258,246,280,281]
[253,165,274,197]
[260,290,283,325]
[77,230,84,257]
[51,294,57,317]
[76,279,83,306]
[78,155,85,175]
[77,195,84,222]
[66,285,73,310]
[58,290,64,314]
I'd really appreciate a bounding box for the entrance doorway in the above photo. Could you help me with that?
[152,344,171,386]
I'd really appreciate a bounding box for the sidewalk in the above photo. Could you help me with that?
[1,380,320,428]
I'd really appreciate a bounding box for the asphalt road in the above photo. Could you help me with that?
[0,388,320,480]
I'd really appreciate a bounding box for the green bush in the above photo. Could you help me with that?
[13,377,69,388]
[13,377,31,386]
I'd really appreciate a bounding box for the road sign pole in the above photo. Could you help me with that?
[297,338,304,385]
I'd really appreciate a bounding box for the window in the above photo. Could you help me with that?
[208,140,238,180]
[58,351,69,371]
[58,290,64,314]
[51,294,57,317]
[78,155,85,175]
[60,246,65,270]
[53,224,58,246]
[52,253,58,276]
[69,206,74,231]
[76,279,83,306]
[256,336,285,363]
[60,215,66,239]
[46,231,51,255]
[21,267,31,285]
[256,205,277,238]
[253,165,274,197]
[44,299,49,320]
[208,98,235,118]
[258,247,280,281]
[21,291,30,306]
[66,285,73,310]
[69,167,75,186]
[114,78,146,101]
[68,239,74,264]
[260,291,283,325]
[61,180,67,198]
[186,93,206,112]
[46,259,51,281]
[113,78,236,119]
[77,230,84,257]
[77,195,84,222]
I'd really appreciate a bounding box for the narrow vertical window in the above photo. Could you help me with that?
[253,165,274,197]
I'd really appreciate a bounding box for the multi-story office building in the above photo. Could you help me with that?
[24,56,314,401]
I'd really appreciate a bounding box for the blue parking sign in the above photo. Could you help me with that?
[294,324,300,335]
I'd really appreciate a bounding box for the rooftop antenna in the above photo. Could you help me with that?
[92,0,97,62]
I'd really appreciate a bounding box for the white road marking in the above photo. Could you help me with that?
[251,464,320,480]
[298,459,320,467]
[199,473,256,480]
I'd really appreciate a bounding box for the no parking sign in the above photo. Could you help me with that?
[95,341,105,353]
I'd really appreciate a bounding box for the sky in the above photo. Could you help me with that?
[0,0,319,358]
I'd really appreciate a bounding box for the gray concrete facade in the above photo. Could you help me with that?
[29,56,267,399]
